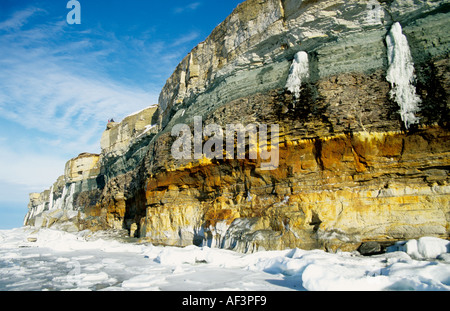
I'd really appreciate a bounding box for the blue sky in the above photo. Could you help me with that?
[0,0,243,229]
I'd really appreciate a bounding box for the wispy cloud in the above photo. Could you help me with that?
[173,2,202,14]
[0,7,46,31]
[0,67,156,152]
[0,7,158,157]
[170,31,200,47]
[0,145,66,190]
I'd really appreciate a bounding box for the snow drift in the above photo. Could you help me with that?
[0,227,449,291]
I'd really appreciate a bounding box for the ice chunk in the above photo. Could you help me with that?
[388,237,450,259]
[386,22,421,129]
[417,237,449,259]
[404,239,420,258]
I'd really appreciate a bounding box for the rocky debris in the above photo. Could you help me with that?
[358,242,382,256]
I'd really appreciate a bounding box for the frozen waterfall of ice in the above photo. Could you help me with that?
[386,22,421,129]
[286,51,310,99]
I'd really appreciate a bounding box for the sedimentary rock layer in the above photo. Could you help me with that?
[25,0,450,253]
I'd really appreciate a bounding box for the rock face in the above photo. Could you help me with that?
[24,153,101,232]
[24,106,159,232]
[25,0,449,253]
[101,106,158,158]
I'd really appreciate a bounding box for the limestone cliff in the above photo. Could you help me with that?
[24,106,159,232]
[25,0,449,253]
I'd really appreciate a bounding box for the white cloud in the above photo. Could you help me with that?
[0,62,156,140]
[170,31,200,47]
[0,145,66,191]
[0,63,157,156]
[0,7,46,31]
[174,2,202,14]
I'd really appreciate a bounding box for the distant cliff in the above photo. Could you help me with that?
[25,0,449,253]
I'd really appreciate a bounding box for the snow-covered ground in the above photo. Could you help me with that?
[0,227,449,291]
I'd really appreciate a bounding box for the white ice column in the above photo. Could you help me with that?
[285,51,310,99]
[386,22,421,129]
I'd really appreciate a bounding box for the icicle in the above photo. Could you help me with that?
[48,185,54,211]
[386,22,421,129]
[53,184,66,210]
[63,183,76,210]
[285,51,310,99]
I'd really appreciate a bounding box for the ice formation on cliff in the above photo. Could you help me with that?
[386,22,421,129]
[48,185,54,210]
[286,51,310,99]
